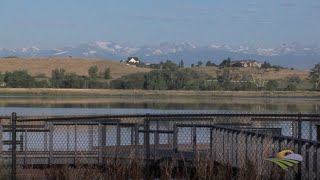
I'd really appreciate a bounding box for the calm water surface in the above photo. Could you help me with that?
[0,96,319,115]
[1,96,319,151]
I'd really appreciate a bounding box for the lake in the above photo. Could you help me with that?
[0,96,319,115]
[1,96,319,156]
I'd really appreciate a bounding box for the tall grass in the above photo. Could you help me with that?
[14,153,297,180]
[13,136,300,180]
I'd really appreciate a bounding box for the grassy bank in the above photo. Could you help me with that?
[0,88,319,98]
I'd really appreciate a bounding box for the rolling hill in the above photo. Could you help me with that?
[0,58,151,79]
[0,58,311,82]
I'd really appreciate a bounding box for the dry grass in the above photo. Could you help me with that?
[192,66,310,80]
[0,58,151,79]
[11,138,300,180]
[0,58,310,81]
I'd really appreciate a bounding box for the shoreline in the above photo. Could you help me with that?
[0,88,319,98]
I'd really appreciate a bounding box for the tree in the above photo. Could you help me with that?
[0,72,5,84]
[110,72,145,89]
[206,61,212,67]
[63,73,83,88]
[145,70,167,90]
[4,70,35,88]
[310,63,320,90]
[197,61,203,67]
[261,61,272,69]
[50,69,66,88]
[285,83,297,91]
[265,80,279,91]
[179,60,184,68]
[88,66,99,79]
[219,57,232,68]
[103,68,111,79]
[161,60,178,70]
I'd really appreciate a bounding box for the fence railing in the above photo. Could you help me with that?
[0,112,320,179]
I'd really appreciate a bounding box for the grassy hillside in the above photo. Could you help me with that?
[0,58,311,82]
[192,66,310,80]
[0,58,151,79]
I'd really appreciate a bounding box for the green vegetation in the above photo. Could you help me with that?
[1,66,111,89]
[4,70,35,88]
[219,57,232,68]
[310,63,320,90]
[265,80,279,91]
[261,61,285,69]
[0,58,318,92]
[205,60,217,67]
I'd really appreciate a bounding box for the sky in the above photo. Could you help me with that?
[1,0,320,49]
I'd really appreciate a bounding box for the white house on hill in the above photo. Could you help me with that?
[232,60,262,68]
[127,57,140,64]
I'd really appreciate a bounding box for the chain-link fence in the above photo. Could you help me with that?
[1,112,320,179]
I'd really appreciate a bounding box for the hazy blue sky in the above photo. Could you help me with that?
[1,0,319,48]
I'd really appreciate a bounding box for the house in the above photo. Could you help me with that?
[232,60,262,68]
[127,57,140,64]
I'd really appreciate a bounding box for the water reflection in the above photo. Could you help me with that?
[0,96,319,115]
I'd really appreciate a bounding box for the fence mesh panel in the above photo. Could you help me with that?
[1,113,320,179]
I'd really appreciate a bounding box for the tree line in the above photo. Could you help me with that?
[0,66,111,89]
[0,61,319,91]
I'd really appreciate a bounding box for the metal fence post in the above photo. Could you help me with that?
[193,125,196,155]
[48,122,54,165]
[11,112,17,180]
[74,123,78,165]
[98,123,102,164]
[173,123,178,153]
[131,125,135,145]
[144,115,150,160]
[316,125,320,142]
[134,124,139,156]
[210,128,213,159]
[24,130,28,165]
[297,113,302,180]
[144,114,150,179]
[0,119,2,161]
[89,125,94,150]
[116,122,121,158]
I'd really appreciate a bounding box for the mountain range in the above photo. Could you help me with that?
[1,41,319,69]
